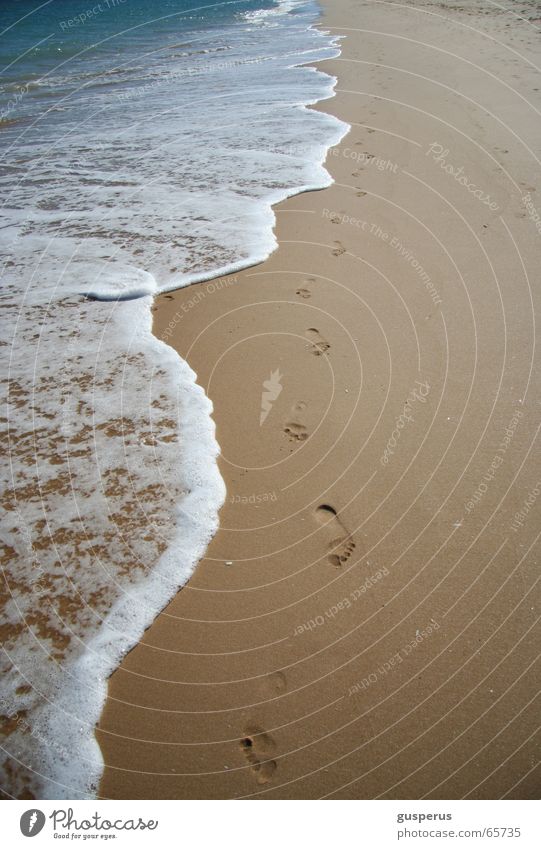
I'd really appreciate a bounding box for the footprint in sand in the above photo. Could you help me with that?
[269,671,287,693]
[262,670,287,696]
[284,403,308,442]
[314,504,356,567]
[296,277,314,298]
[305,327,330,356]
[284,422,308,442]
[332,240,346,256]
[240,726,277,785]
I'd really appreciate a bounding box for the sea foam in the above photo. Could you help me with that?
[0,0,348,798]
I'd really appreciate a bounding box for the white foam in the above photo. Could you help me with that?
[81,265,157,301]
[0,296,224,797]
[0,0,349,798]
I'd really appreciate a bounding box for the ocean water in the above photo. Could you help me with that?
[0,0,348,798]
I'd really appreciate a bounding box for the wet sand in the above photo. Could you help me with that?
[97,0,541,798]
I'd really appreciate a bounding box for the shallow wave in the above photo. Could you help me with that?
[0,0,348,798]
[0,289,225,797]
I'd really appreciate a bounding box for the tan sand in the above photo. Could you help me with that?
[97,0,541,798]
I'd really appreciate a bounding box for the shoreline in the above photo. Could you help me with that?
[97,0,541,799]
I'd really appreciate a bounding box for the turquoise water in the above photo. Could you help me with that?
[0,1,278,74]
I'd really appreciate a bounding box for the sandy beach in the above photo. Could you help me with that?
[97,0,541,799]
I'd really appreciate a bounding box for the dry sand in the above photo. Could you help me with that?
[97,0,541,798]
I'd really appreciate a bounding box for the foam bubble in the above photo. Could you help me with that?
[81,265,157,301]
